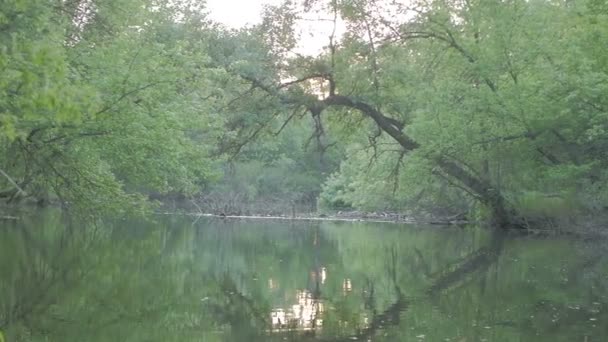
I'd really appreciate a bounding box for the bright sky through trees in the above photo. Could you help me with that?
[206,0,283,28]
[206,0,344,55]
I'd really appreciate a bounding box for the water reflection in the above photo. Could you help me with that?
[342,279,352,293]
[271,290,324,331]
[0,211,607,341]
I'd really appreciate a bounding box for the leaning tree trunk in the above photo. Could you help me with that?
[321,95,519,229]
[232,75,521,228]
[436,158,515,228]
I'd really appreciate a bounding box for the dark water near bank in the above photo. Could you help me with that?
[1,211,607,341]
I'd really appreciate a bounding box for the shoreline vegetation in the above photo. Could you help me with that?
[2,195,606,233]
[162,206,608,234]
[160,211,608,243]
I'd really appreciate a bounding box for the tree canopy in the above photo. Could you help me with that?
[1,0,607,227]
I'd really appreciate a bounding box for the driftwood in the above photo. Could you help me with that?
[0,215,18,221]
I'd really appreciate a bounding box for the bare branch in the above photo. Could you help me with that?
[328,1,338,96]
[0,168,26,196]
[274,107,303,136]
[42,131,111,145]
[279,73,329,88]
[474,131,541,145]
[95,81,170,116]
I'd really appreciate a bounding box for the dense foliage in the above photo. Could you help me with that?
[1,0,607,226]
[0,0,221,217]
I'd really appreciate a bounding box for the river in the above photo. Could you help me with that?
[1,210,606,341]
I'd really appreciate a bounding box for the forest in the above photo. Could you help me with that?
[1,0,607,229]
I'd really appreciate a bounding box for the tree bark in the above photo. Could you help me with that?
[436,157,515,228]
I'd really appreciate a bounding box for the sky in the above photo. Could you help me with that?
[205,0,283,28]
[205,0,344,55]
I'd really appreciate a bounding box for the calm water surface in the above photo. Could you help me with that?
[1,211,607,341]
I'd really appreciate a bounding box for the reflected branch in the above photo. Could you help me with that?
[427,233,505,295]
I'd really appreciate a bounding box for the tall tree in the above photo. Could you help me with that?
[0,0,221,216]
[214,0,608,227]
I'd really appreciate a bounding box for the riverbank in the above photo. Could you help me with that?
[159,210,471,226]
[160,208,608,237]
